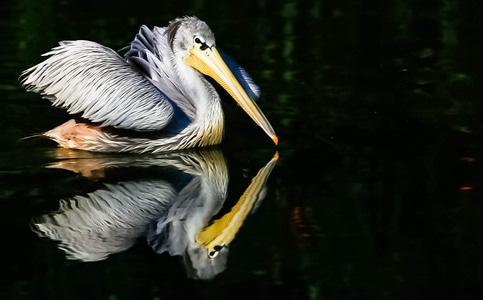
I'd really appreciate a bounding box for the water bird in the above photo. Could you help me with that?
[20,16,278,153]
[32,148,278,279]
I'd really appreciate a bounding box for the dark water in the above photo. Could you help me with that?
[2,0,483,299]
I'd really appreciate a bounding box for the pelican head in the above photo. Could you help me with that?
[167,17,216,54]
[20,16,278,153]
[170,16,278,145]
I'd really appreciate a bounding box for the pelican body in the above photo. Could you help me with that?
[20,16,278,153]
[32,148,278,279]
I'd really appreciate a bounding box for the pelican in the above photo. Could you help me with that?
[20,16,278,153]
[32,148,278,279]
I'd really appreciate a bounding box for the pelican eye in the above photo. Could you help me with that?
[194,37,209,51]
[208,245,225,258]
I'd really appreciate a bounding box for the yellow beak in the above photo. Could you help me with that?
[183,47,278,145]
[195,151,279,257]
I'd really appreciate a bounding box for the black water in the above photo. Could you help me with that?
[2,0,483,299]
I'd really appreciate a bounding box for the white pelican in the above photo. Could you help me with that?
[32,148,278,279]
[20,16,278,153]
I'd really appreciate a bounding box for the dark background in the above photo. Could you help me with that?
[1,0,483,299]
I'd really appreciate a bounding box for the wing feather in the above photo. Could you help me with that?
[126,25,197,118]
[20,40,175,132]
[218,49,261,101]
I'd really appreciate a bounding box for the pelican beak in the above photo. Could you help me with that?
[184,47,278,145]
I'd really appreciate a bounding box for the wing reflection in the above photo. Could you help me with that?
[31,148,278,279]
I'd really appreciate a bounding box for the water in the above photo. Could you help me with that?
[2,0,483,299]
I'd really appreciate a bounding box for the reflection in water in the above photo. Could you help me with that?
[31,148,278,279]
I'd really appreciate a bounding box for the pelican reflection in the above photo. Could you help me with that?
[31,148,278,279]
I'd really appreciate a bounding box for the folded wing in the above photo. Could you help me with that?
[125,25,197,119]
[20,40,177,132]
[218,49,261,101]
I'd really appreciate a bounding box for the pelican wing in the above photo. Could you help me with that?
[20,40,176,132]
[32,180,175,262]
[124,25,160,80]
[125,25,197,118]
[218,49,261,101]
